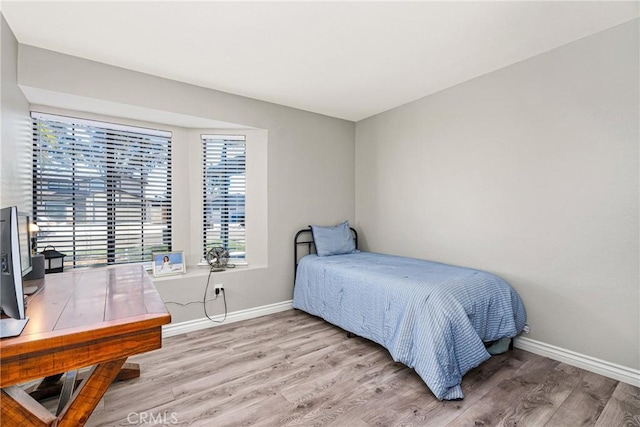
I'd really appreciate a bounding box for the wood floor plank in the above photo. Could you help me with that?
[365,349,538,426]
[276,324,345,351]
[328,362,438,427]
[499,360,585,426]
[546,369,618,426]
[82,309,640,427]
[199,393,293,427]
[171,347,289,399]
[162,357,340,424]
[443,352,560,426]
[284,379,372,426]
[594,381,640,427]
[97,385,175,427]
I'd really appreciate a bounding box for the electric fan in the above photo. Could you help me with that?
[206,247,230,270]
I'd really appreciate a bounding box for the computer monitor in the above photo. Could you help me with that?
[0,206,32,338]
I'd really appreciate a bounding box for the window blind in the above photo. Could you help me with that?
[202,135,246,260]
[32,112,172,268]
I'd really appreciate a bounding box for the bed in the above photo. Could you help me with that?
[292,222,527,401]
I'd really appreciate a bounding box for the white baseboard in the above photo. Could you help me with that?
[162,300,293,338]
[514,336,640,388]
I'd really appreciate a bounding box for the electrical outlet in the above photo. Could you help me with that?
[212,284,223,300]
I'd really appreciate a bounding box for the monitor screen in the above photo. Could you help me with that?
[17,212,32,277]
[0,206,31,337]
[0,206,30,322]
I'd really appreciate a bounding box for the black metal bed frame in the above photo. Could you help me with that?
[293,227,358,280]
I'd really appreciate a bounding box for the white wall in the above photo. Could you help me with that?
[11,43,355,323]
[0,15,31,212]
[356,20,639,370]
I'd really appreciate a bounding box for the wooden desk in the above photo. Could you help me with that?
[0,264,171,426]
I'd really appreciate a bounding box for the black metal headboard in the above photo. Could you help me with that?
[294,227,358,279]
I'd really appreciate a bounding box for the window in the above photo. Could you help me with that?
[32,112,172,268]
[202,135,246,260]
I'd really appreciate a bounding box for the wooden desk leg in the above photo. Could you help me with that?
[26,373,65,400]
[57,358,127,427]
[1,386,57,427]
[56,370,78,416]
[27,363,140,403]
[116,362,141,382]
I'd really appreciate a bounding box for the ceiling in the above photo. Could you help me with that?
[2,1,638,122]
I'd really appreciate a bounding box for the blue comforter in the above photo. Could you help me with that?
[292,252,526,400]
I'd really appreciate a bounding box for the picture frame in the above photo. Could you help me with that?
[152,251,186,277]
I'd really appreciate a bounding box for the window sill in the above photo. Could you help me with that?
[151,263,262,281]
[196,260,248,268]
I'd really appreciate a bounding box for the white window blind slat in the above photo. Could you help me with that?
[32,113,173,269]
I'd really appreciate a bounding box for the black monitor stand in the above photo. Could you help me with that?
[0,316,28,338]
[0,278,43,338]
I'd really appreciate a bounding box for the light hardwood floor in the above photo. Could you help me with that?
[82,309,639,426]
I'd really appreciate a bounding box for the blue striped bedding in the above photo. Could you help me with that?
[292,251,527,400]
